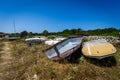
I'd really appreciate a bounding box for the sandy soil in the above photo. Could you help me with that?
[0,42,12,79]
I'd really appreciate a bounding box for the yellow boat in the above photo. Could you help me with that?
[82,39,116,59]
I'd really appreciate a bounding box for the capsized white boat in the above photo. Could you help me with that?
[45,37,66,46]
[45,39,60,46]
[25,38,42,44]
[25,37,43,41]
[45,36,83,60]
[82,39,117,59]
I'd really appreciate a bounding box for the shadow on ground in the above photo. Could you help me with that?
[85,56,117,67]
[59,45,83,64]
[62,53,116,67]
[68,47,82,63]
[59,51,117,67]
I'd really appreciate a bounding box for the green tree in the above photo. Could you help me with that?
[63,29,70,33]
[28,32,33,38]
[20,31,28,38]
[42,30,49,36]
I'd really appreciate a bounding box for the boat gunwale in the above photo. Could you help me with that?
[83,52,116,59]
[45,36,83,51]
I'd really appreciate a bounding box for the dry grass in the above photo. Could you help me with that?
[0,41,120,80]
[0,41,4,51]
[0,42,4,60]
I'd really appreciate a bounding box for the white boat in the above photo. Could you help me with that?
[25,38,41,41]
[45,37,83,60]
[54,37,66,41]
[25,38,42,44]
[45,37,66,46]
[82,39,117,59]
[45,39,60,45]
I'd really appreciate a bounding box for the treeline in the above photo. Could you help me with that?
[87,28,120,37]
[10,27,120,38]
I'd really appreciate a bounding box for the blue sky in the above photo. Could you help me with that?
[0,0,120,33]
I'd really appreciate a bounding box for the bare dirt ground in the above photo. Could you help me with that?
[0,42,12,79]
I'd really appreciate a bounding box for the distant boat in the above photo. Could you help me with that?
[25,38,42,45]
[45,37,66,46]
[45,36,83,61]
[82,39,117,59]
[7,37,20,41]
[45,39,60,45]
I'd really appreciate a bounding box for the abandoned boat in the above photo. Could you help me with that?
[7,37,20,41]
[25,38,42,45]
[82,39,117,59]
[45,37,83,60]
[45,39,60,46]
[45,37,66,46]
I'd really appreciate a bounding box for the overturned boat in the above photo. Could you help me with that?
[82,39,117,59]
[45,37,83,61]
[45,39,60,46]
[45,37,66,46]
[7,37,20,41]
[25,38,42,45]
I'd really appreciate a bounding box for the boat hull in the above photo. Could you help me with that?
[84,53,116,59]
[45,37,83,61]
[82,39,117,59]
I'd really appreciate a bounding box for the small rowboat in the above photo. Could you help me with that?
[25,38,42,45]
[45,37,83,61]
[82,39,117,59]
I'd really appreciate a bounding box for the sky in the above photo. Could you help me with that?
[0,0,120,33]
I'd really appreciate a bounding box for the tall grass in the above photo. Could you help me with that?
[1,41,120,80]
[0,42,4,60]
[0,42,4,51]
